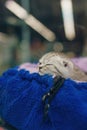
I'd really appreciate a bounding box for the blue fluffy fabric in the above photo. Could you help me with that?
[0,68,87,130]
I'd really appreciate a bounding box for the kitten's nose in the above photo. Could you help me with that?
[39,67,42,70]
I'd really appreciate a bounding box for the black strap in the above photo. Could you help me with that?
[42,76,65,121]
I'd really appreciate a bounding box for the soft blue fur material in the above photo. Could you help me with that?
[0,68,87,130]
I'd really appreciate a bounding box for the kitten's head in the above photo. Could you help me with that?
[38,52,74,78]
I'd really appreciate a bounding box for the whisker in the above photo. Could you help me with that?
[42,63,63,76]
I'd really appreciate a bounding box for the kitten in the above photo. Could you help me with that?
[38,52,87,81]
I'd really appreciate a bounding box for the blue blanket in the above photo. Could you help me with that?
[0,68,87,130]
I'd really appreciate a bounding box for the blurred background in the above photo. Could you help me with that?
[0,0,87,129]
[0,0,87,74]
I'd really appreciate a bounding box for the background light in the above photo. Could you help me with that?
[61,0,76,40]
[5,0,56,42]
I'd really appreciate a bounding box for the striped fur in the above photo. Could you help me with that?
[38,52,87,81]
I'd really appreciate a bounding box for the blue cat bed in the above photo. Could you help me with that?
[0,68,87,130]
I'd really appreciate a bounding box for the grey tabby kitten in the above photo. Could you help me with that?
[38,52,87,81]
